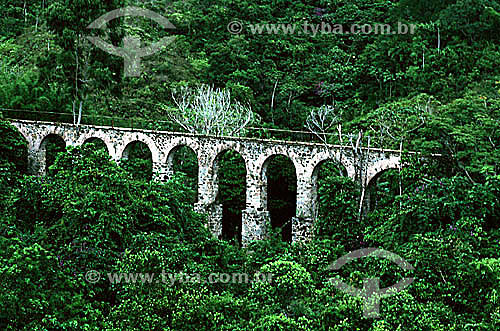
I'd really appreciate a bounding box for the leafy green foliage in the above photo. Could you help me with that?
[119,141,153,181]
[315,161,360,248]
[267,155,297,242]
[170,145,198,204]
[217,150,246,243]
[1,0,500,329]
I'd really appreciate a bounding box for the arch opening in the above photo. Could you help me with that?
[2,125,29,175]
[166,145,198,204]
[83,137,110,155]
[40,134,65,174]
[120,141,153,181]
[214,150,246,245]
[262,154,297,243]
[311,159,349,217]
[312,159,359,245]
[366,168,400,213]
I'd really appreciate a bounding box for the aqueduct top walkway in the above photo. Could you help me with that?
[11,119,404,245]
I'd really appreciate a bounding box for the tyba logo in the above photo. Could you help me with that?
[87,6,176,77]
[326,247,415,318]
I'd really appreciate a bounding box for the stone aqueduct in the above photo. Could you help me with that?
[11,120,402,245]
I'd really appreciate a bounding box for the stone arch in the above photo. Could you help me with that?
[165,143,199,202]
[260,153,297,242]
[163,136,201,173]
[10,123,32,148]
[120,140,153,181]
[165,144,199,174]
[38,133,66,174]
[367,167,398,188]
[38,133,66,150]
[311,158,348,179]
[120,140,151,159]
[310,158,349,219]
[35,132,65,151]
[5,123,30,174]
[208,142,246,186]
[307,150,355,181]
[260,153,296,209]
[211,148,246,195]
[116,133,160,164]
[366,155,401,187]
[83,137,111,155]
[211,148,247,243]
[75,129,116,158]
[256,149,300,185]
[363,156,401,215]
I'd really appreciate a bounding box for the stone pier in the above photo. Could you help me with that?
[11,119,403,246]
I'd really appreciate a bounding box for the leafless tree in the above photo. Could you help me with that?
[72,35,92,126]
[365,96,435,211]
[346,131,372,219]
[167,84,255,136]
[72,100,82,126]
[305,105,340,144]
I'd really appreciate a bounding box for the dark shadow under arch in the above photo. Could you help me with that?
[312,158,361,248]
[40,134,66,174]
[214,149,246,245]
[366,168,400,213]
[166,145,198,204]
[2,124,29,174]
[83,137,110,155]
[121,140,153,181]
[262,154,297,243]
[311,158,349,217]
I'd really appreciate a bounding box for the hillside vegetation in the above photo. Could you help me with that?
[1,0,500,329]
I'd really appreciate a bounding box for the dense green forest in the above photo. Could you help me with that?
[1,0,500,329]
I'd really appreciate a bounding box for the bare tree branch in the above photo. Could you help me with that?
[305,105,339,144]
[167,84,255,136]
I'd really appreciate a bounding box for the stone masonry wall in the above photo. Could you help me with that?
[11,120,402,246]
